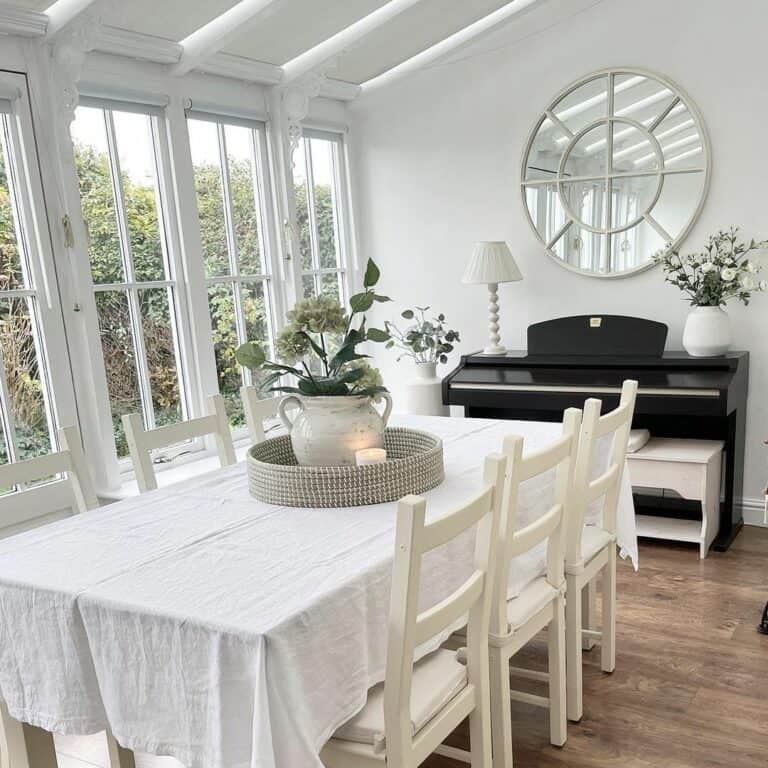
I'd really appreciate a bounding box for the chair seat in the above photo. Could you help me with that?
[332,649,467,751]
[581,526,615,563]
[507,577,560,630]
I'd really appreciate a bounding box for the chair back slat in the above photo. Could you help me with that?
[515,435,574,483]
[382,453,506,766]
[586,463,621,503]
[491,408,581,637]
[0,452,66,488]
[137,415,219,452]
[0,425,98,517]
[419,486,494,553]
[122,394,236,493]
[241,387,280,444]
[566,380,638,568]
[414,570,484,647]
[508,503,563,557]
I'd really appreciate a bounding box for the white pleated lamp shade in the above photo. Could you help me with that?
[461,241,523,284]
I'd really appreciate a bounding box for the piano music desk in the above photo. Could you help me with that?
[627,438,724,558]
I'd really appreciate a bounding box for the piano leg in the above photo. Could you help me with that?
[713,408,745,551]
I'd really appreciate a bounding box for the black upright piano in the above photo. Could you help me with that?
[443,315,749,551]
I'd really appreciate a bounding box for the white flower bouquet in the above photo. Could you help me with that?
[654,227,768,306]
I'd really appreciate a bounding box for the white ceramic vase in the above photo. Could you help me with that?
[278,393,393,466]
[401,362,449,417]
[682,306,732,357]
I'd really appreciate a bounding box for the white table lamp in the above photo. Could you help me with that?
[462,241,522,355]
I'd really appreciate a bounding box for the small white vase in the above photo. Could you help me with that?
[682,306,732,357]
[401,362,449,417]
[278,393,393,466]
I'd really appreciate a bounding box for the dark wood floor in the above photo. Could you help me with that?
[429,526,768,768]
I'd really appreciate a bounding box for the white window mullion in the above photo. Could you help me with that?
[103,110,155,430]
[303,139,322,296]
[329,139,349,303]
[248,129,277,363]
[149,116,191,423]
[217,125,249,383]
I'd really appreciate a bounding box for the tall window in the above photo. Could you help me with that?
[293,131,348,302]
[187,114,276,426]
[71,102,187,457]
[0,96,56,476]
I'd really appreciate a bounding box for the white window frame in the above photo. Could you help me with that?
[0,71,79,523]
[298,129,351,302]
[74,97,199,468]
[186,110,281,433]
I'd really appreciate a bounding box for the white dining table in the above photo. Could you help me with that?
[0,414,637,768]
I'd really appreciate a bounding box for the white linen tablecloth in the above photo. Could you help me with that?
[0,415,636,768]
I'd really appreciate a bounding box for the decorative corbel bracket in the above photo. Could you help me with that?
[280,61,337,161]
[48,0,118,125]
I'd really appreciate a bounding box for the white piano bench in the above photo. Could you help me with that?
[626,438,724,559]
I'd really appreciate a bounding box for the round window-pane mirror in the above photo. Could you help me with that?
[521,69,710,277]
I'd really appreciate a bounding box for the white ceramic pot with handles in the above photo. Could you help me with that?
[278,393,393,466]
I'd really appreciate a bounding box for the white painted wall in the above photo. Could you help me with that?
[348,0,768,515]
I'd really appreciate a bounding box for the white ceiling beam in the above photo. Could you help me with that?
[0,6,48,37]
[199,52,283,85]
[94,26,182,65]
[360,0,545,94]
[45,0,100,38]
[281,0,423,85]
[173,0,280,77]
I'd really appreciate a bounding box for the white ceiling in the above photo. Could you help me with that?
[2,0,551,88]
[223,0,389,66]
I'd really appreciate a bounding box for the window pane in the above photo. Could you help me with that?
[242,280,270,349]
[112,111,167,283]
[0,297,52,461]
[321,272,342,303]
[95,290,140,458]
[71,107,124,284]
[207,282,244,426]
[309,137,342,270]
[139,288,183,427]
[188,119,230,278]
[224,124,263,276]
[302,273,316,299]
[0,127,25,292]
[293,141,313,271]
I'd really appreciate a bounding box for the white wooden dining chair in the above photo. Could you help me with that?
[0,425,98,516]
[122,394,236,493]
[0,425,135,768]
[240,386,280,443]
[321,453,507,768]
[565,379,637,722]
[485,408,581,768]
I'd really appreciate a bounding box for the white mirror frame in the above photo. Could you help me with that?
[520,67,712,279]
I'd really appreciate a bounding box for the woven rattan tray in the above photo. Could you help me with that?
[247,427,444,507]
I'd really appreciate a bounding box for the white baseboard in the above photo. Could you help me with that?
[739,496,767,528]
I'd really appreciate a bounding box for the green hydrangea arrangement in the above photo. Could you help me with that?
[654,227,768,306]
[235,259,390,397]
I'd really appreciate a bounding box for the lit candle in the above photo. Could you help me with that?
[355,448,387,466]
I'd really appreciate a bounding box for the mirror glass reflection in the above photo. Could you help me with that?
[522,70,709,276]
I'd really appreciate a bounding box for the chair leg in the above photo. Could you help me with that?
[489,646,514,768]
[601,546,617,673]
[0,701,57,768]
[106,730,136,768]
[581,580,597,650]
[548,595,567,747]
[565,574,583,722]
[468,651,493,768]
